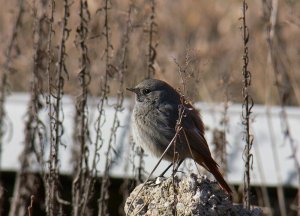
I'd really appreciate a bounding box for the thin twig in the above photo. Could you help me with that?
[240,0,254,210]
[72,0,92,215]
[0,4,25,209]
[263,0,300,214]
[45,0,55,214]
[28,195,35,216]
[94,0,114,215]
[117,4,134,213]
[218,72,230,175]
[146,0,157,78]
[47,0,70,214]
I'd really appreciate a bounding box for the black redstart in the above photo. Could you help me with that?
[127,79,232,194]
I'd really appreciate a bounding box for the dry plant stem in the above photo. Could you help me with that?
[173,50,193,97]
[28,195,35,216]
[45,0,55,214]
[281,114,300,214]
[219,73,230,175]
[170,59,193,214]
[263,0,300,214]
[9,1,47,215]
[241,0,254,210]
[47,0,70,214]
[0,0,24,214]
[173,54,202,176]
[252,133,272,214]
[171,106,185,216]
[182,130,201,175]
[72,0,92,215]
[263,6,287,207]
[171,146,179,216]
[135,0,158,182]
[0,0,24,122]
[266,108,283,215]
[100,75,124,214]
[28,0,47,183]
[169,55,192,215]
[117,4,133,214]
[101,11,126,194]
[96,0,113,215]
[146,0,157,78]
[262,2,286,214]
[278,109,300,215]
[137,148,145,183]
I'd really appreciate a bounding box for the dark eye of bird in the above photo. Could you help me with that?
[142,88,151,95]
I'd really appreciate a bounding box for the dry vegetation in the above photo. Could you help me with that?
[0,0,299,104]
[0,0,299,215]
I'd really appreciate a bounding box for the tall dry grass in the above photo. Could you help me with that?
[0,0,299,215]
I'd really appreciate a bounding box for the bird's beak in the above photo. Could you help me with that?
[126,87,138,94]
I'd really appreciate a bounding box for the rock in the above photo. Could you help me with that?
[124,173,262,216]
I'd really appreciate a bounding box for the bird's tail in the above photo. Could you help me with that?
[194,153,232,194]
[206,162,232,194]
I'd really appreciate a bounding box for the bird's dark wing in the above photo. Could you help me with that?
[182,103,209,149]
[184,103,205,138]
[156,101,212,158]
[181,126,213,161]
[155,102,178,135]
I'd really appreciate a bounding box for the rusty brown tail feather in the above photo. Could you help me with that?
[193,152,232,194]
[206,162,232,194]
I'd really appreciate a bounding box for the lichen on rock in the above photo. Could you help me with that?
[124,173,261,216]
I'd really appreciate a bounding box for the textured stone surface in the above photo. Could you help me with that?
[124,174,261,216]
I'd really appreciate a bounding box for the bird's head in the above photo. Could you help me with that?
[127,79,180,104]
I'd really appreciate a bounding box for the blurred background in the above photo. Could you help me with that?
[0,0,299,215]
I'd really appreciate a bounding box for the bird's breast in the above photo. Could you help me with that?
[131,107,170,158]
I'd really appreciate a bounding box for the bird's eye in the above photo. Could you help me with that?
[142,88,151,95]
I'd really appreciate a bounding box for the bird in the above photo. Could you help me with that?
[127,78,232,194]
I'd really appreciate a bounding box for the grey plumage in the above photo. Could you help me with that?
[130,79,185,160]
[127,79,232,194]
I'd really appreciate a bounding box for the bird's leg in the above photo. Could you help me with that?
[159,163,172,177]
[159,159,184,177]
[174,159,184,173]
